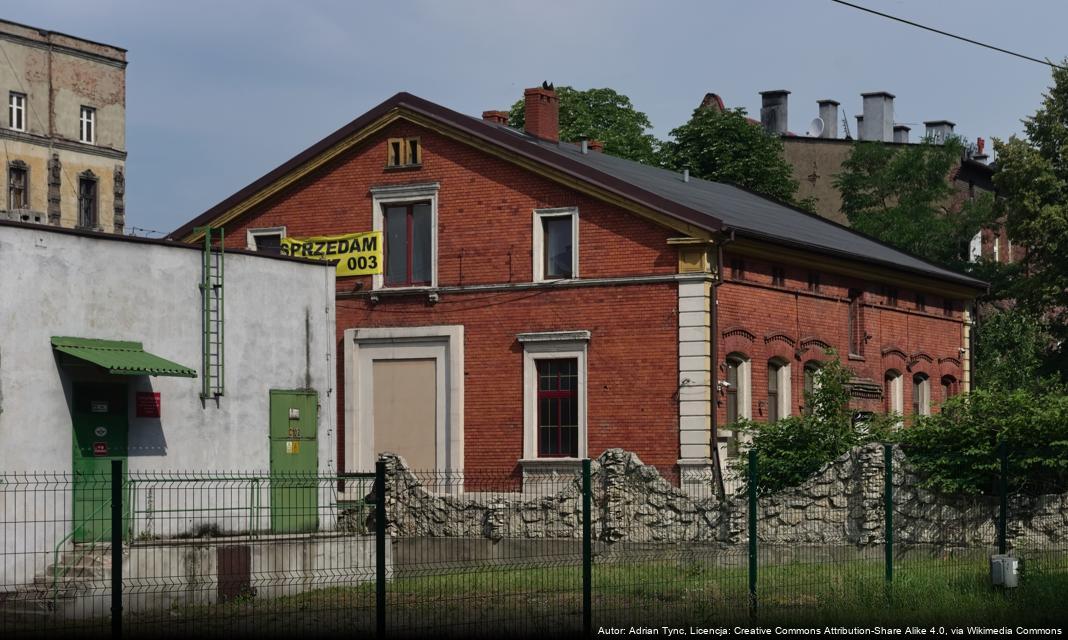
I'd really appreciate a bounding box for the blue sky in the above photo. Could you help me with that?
[9,1,1065,235]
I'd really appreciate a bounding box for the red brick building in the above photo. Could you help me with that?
[172,87,985,491]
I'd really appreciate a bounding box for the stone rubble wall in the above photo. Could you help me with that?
[378,444,1068,547]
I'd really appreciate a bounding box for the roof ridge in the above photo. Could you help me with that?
[171,91,984,291]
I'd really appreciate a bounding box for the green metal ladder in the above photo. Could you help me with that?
[196,227,225,399]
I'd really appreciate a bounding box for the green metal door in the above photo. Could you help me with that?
[71,383,128,543]
[269,390,319,533]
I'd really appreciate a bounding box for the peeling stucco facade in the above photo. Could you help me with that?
[0,18,126,232]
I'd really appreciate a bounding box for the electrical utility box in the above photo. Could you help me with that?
[990,554,1019,588]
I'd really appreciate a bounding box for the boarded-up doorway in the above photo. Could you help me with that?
[372,359,437,471]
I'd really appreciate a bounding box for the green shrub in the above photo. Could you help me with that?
[898,388,1068,495]
[731,355,896,494]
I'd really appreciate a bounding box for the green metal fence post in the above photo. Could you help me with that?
[375,460,387,638]
[884,443,893,586]
[748,449,757,619]
[582,459,592,637]
[998,440,1008,555]
[111,460,123,638]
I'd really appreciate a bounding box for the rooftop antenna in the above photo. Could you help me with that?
[841,109,853,140]
[808,116,825,137]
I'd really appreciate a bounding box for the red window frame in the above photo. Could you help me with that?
[536,358,579,458]
[383,202,430,287]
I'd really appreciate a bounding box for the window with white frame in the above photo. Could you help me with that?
[519,331,588,460]
[370,183,439,289]
[766,358,791,421]
[723,353,751,456]
[884,370,903,416]
[802,361,822,415]
[80,106,95,144]
[533,207,578,281]
[247,227,286,254]
[9,92,25,132]
[912,373,931,416]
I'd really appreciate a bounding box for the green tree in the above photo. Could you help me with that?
[993,60,1068,341]
[973,307,1057,393]
[899,388,1068,495]
[661,106,809,208]
[508,86,662,164]
[834,138,997,267]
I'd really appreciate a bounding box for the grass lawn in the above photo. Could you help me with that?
[111,548,1068,636]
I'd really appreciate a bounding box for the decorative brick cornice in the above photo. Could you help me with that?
[764,331,796,347]
[721,326,755,342]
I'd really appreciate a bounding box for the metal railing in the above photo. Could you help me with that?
[51,497,111,610]
[2,447,1066,636]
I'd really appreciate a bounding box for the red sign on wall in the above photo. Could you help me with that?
[93,442,108,456]
[136,392,161,418]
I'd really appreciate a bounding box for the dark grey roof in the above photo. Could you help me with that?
[176,91,985,291]
[517,130,984,289]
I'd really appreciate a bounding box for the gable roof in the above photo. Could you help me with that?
[171,92,985,291]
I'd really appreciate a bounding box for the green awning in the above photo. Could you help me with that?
[51,337,197,378]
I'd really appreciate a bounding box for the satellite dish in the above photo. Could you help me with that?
[809,117,825,137]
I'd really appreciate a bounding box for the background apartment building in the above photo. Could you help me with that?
[0,18,126,232]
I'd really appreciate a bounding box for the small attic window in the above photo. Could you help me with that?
[387,137,421,168]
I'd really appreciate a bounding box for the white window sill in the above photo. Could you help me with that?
[519,458,585,471]
[374,285,436,292]
[534,276,578,284]
[519,458,585,489]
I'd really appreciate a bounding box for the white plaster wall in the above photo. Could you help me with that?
[0,224,336,474]
[0,223,337,586]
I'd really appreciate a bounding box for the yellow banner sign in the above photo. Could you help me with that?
[280,231,383,276]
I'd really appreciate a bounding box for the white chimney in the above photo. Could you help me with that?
[861,92,894,142]
[893,125,910,144]
[924,120,956,144]
[817,99,839,139]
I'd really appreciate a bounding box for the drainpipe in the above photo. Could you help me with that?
[963,301,976,392]
[710,230,735,500]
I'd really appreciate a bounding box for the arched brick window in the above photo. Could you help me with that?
[940,375,958,402]
[885,370,903,415]
[767,358,791,421]
[912,373,931,416]
[724,353,751,457]
[802,360,822,415]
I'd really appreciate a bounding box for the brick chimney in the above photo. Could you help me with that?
[524,83,559,142]
[482,110,509,125]
[587,139,604,153]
